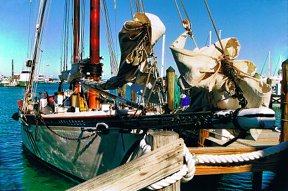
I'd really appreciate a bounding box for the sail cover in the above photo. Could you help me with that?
[100,12,166,90]
[170,31,272,110]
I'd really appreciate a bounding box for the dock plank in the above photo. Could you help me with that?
[68,139,184,191]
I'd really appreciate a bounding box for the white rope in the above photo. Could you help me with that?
[139,137,196,190]
[139,136,151,154]
[147,165,188,190]
[197,141,288,164]
[138,136,288,190]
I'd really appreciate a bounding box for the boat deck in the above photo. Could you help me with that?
[206,129,280,148]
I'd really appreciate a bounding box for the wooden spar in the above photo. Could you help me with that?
[72,0,80,96]
[89,0,100,110]
[73,0,80,63]
[82,82,142,108]
[281,58,288,142]
[24,0,48,112]
[90,0,100,65]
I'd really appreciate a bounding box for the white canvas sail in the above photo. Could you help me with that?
[170,31,272,110]
[100,12,165,90]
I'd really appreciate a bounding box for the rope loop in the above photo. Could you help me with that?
[137,136,288,190]
[138,136,196,190]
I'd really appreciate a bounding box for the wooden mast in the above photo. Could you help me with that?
[89,0,100,110]
[73,0,80,64]
[24,0,48,112]
[72,0,80,98]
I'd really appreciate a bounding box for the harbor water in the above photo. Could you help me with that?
[0,84,282,190]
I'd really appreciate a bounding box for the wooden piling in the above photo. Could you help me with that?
[281,59,288,142]
[131,90,136,102]
[147,131,181,191]
[252,172,262,191]
[166,67,175,112]
[121,84,126,99]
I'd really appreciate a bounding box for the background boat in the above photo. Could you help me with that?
[18,68,31,87]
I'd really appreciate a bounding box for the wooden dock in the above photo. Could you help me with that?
[68,130,286,191]
[67,59,288,191]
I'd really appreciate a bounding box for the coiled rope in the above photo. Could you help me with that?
[138,136,288,190]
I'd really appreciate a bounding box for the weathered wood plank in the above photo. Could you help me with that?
[68,138,184,191]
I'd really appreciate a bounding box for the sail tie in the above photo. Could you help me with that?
[173,0,198,48]
[203,0,247,108]
[221,56,248,108]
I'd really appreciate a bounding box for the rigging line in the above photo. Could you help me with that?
[25,0,49,108]
[179,0,190,24]
[203,0,224,54]
[173,0,198,48]
[140,0,145,13]
[129,0,134,18]
[101,0,118,75]
[273,56,281,76]
[173,0,184,23]
[26,0,33,59]
[59,0,65,73]
[113,1,119,60]
[260,53,269,75]
[66,0,70,69]
[60,0,66,72]
[34,1,49,93]
[63,0,69,71]
[70,0,74,66]
[135,0,140,12]
[80,0,86,59]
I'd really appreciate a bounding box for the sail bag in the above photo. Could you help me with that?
[100,12,165,90]
[170,31,272,110]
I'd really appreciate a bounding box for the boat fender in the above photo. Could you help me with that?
[96,122,109,134]
[232,108,242,130]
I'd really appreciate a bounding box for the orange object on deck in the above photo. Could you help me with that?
[89,89,100,110]
[74,82,80,93]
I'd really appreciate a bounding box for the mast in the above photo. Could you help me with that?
[160,34,166,77]
[73,0,80,63]
[90,0,100,66]
[11,59,14,78]
[269,51,271,77]
[209,31,212,45]
[89,0,101,110]
[24,0,48,112]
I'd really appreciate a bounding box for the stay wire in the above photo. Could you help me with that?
[203,0,224,54]
[80,0,86,59]
[101,0,118,76]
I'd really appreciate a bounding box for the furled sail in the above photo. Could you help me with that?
[170,31,272,110]
[99,12,166,90]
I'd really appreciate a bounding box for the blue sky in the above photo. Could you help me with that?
[0,0,287,78]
